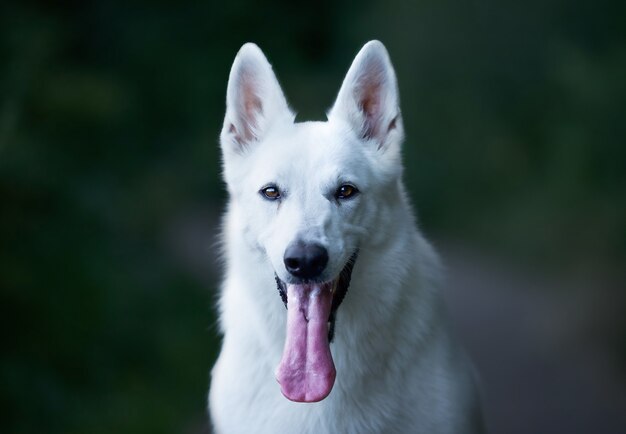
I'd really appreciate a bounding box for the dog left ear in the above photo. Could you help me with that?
[221,43,294,156]
[328,40,404,151]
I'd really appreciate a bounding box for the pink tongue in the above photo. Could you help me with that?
[275,283,336,402]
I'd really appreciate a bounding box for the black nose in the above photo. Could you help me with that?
[283,242,328,280]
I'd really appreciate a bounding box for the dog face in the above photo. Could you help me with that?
[220,41,405,285]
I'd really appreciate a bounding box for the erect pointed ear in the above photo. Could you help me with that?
[328,40,404,150]
[220,43,293,155]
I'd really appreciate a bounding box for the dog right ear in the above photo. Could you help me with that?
[221,43,293,155]
[328,40,404,152]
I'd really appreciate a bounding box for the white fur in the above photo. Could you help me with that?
[209,41,483,434]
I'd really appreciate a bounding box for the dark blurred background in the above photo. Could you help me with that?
[1,1,624,433]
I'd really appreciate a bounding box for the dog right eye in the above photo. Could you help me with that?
[260,185,281,200]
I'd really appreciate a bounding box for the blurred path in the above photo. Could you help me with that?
[442,243,626,434]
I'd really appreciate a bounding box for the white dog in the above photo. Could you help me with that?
[209,40,484,434]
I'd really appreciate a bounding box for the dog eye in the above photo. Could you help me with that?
[260,185,281,200]
[335,184,359,200]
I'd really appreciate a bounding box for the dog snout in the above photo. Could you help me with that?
[283,242,328,280]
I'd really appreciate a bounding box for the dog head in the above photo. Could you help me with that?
[220,41,404,283]
[219,41,405,402]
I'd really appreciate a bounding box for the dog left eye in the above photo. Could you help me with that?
[260,185,281,200]
[335,184,359,200]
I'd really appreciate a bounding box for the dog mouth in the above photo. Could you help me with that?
[274,252,357,403]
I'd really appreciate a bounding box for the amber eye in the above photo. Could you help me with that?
[335,184,359,200]
[260,185,281,200]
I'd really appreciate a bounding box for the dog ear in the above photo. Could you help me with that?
[328,40,404,151]
[221,43,293,154]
